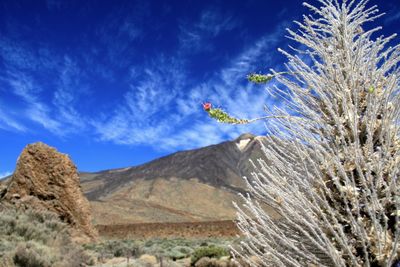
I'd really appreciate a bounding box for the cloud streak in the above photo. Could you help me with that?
[93,57,186,146]
[384,10,400,25]
[0,171,11,180]
[0,108,26,132]
[179,7,239,53]
[52,56,87,130]
[0,36,87,136]
[93,22,287,151]
[0,2,291,154]
[6,71,65,135]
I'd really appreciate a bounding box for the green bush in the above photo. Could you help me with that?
[166,245,193,260]
[191,245,229,265]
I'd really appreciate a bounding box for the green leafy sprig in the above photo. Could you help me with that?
[247,73,273,84]
[206,107,249,124]
[203,72,291,124]
[203,102,291,124]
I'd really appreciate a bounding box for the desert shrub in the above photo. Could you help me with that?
[82,242,97,251]
[166,245,193,260]
[84,239,142,260]
[0,255,14,267]
[191,245,229,265]
[0,206,93,267]
[0,207,65,245]
[144,239,155,247]
[114,240,139,257]
[13,242,50,267]
[83,237,236,263]
[103,240,127,257]
[60,247,95,267]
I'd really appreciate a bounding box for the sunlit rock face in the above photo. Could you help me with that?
[4,142,97,240]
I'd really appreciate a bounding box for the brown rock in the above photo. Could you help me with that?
[0,182,6,199]
[4,142,97,240]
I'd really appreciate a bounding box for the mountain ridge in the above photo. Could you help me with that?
[80,133,277,224]
[82,133,259,200]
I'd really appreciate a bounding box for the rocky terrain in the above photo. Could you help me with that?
[0,135,273,266]
[80,133,278,225]
[1,142,97,241]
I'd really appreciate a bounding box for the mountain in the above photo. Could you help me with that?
[80,133,277,225]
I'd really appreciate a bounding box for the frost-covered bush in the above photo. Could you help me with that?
[230,0,400,266]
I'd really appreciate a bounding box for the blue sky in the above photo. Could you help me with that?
[0,0,399,176]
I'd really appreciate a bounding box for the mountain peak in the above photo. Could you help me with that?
[236,133,256,141]
[78,133,279,224]
[235,133,256,151]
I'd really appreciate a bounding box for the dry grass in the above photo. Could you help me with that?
[0,204,94,267]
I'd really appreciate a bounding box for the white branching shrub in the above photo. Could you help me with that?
[232,0,400,266]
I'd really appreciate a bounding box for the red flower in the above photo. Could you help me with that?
[203,102,212,111]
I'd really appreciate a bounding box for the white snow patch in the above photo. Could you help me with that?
[236,138,251,151]
[109,167,132,173]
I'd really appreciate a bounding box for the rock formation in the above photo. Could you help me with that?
[3,142,97,240]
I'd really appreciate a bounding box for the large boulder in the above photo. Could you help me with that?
[3,142,97,240]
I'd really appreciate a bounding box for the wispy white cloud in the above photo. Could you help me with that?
[6,71,64,134]
[52,56,87,130]
[0,38,85,136]
[157,120,265,151]
[175,28,287,119]
[94,2,146,68]
[220,36,281,86]
[28,103,64,134]
[93,57,186,145]
[0,171,12,179]
[0,38,59,72]
[93,23,286,151]
[197,8,238,36]
[159,36,285,150]
[179,7,239,52]
[126,66,182,118]
[1,3,146,139]
[0,108,26,132]
[0,6,289,153]
[384,10,400,25]
[8,72,40,102]
[97,20,141,63]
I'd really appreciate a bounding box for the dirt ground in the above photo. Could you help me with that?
[96,220,240,239]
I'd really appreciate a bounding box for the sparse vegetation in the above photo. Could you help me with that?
[83,237,237,265]
[0,205,94,267]
[191,245,230,266]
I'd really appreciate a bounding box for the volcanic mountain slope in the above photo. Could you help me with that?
[80,133,277,225]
